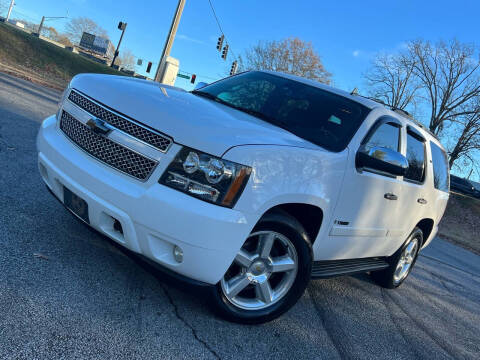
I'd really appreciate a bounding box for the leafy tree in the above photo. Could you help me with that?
[239,37,331,84]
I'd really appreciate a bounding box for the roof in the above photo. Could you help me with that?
[254,71,445,150]
[259,70,382,109]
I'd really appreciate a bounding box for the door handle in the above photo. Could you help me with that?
[417,198,427,205]
[384,193,398,200]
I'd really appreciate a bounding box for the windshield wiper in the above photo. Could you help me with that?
[191,90,217,100]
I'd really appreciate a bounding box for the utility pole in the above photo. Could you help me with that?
[6,0,14,21]
[36,16,67,36]
[38,16,45,34]
[111,21,127,68]
[154,0,186,82]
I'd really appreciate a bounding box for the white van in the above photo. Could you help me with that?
[37,71,450,323]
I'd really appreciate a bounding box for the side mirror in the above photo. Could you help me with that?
[194,82,208,90]
[356,145,409,176]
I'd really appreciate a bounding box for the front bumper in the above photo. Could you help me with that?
[37,115,253,284]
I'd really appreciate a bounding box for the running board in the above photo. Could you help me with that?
[311,257,390,279]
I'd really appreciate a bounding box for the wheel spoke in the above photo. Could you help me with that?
[234,250,253,268]
[258,233,275,258]
[225,275,250,298]
[394,262,404,278]
[271,255,296,273]
[256,281,273,304]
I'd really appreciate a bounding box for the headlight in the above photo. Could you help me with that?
[159,147,251,208]
[56,85,71,121]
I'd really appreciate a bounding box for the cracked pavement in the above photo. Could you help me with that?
[1,72,479,359]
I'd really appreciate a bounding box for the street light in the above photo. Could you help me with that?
[111,21,127,68]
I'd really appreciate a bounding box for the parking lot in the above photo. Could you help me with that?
[1,72,479,359]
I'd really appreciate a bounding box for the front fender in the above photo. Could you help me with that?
[223,144,349,244]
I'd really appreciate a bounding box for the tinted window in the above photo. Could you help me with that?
[405,132,425,182]
[193,71,371,152]
[430,142,449,192]
[364,123,400,152]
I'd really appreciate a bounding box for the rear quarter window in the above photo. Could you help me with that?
[430,142,449,192]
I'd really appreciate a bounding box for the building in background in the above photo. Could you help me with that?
[79,32,115,60]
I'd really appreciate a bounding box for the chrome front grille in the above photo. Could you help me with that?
[68,90,172,152]
[60,111,158,181]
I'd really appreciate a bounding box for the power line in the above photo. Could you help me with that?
[10,9,40,23]
[206,0,237,60]
[207,0,225,35]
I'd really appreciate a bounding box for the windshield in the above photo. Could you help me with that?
[192,71,370,152]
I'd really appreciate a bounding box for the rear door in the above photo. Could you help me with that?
[397,126,429,240]
[428,141,450,234]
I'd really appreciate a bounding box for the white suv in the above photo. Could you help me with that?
[37,71,450,323]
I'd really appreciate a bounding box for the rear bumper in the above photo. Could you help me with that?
[37,115,253,284]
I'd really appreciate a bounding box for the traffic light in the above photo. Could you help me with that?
[221,44,229,60]
[216,35,224,51]
[146,62,152,73]
[118,21,127,30]
[190,74,196,84]
[230,61,238,76]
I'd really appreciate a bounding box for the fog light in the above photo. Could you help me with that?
[173,245,183,263]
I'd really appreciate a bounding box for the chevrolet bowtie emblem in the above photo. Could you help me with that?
[86,118,112,136]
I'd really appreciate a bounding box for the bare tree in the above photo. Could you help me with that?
[363,39,480,170]
[239,37,331,84]
[447,97,480,168]
[408,39,480,135]
[65,17,108,45]
[114,49,136,71]
[364,53,421,111]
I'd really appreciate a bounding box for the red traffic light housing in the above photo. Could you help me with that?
[190,74,197,84]
[146,62,153,73]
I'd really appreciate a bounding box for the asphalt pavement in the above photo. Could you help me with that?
[1,72,479,359]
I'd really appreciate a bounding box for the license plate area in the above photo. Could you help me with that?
[63,186,90,224]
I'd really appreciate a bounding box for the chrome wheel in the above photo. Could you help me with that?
[393,237,419,285]
[221,231,298,310]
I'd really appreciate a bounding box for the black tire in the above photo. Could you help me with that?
[371,227,423,289]
[210,210,313,324]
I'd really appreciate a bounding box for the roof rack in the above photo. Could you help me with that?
[392,108,412,119]
[349,90,439,140]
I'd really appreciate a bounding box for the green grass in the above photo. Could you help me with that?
[0,22,121,88]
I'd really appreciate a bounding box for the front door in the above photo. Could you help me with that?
[322,117,406,260]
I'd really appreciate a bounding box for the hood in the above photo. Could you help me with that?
[70,74,319,157]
